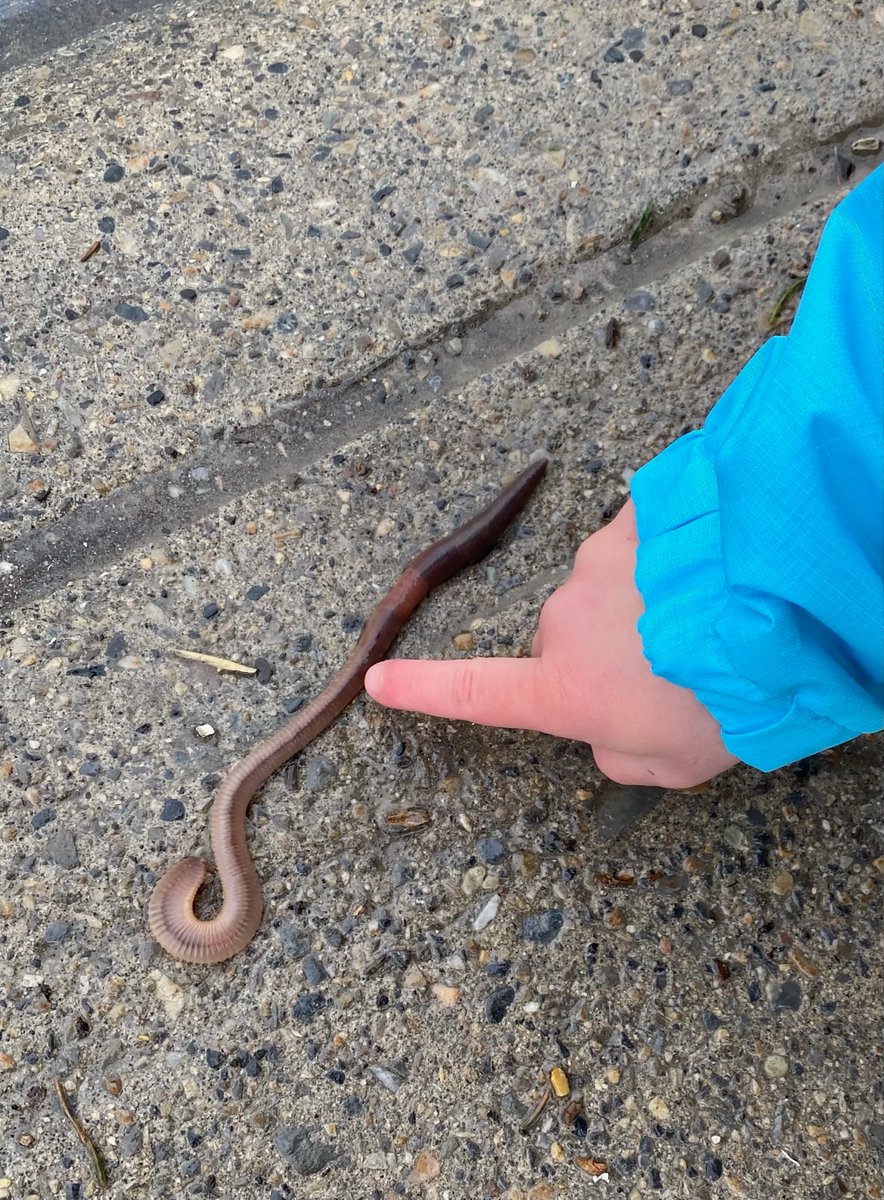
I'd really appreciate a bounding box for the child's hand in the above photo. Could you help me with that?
[365,500,739,788]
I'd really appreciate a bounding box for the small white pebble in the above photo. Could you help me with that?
[473,893,500,931]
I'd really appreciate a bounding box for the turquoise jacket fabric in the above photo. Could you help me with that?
[630,166,883,770]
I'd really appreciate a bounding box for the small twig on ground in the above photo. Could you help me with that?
[54,1078,108,1188]
[767,276,807,327]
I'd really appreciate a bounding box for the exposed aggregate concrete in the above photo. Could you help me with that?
[0,2,882,1198]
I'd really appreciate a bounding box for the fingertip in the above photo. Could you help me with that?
[364,661,388,702]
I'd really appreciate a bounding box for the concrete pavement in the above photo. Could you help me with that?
[1,2,882,1197]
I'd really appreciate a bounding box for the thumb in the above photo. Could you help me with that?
[365,656,546,732]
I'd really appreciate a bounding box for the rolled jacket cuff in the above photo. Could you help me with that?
[629,400,860,772]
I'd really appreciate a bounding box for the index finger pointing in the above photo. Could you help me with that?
[365,656,546,732]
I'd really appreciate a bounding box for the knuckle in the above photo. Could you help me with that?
[449,661,479,715]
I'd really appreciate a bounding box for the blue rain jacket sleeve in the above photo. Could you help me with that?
[630,166,883,771]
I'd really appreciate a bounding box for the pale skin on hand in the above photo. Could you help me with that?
[365,499,739,789]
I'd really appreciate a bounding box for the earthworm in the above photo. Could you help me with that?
[148,457,548,963]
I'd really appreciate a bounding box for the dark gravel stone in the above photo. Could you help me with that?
[703,1155,723,1181]
[245,584,269,601]
[621,27,645,49]
[205,1049,226,1069]
[116,301,149,322]
[79,760,101,777]
[692,23,708,37]
[97,215,115,233]
[181,287,197,301]
[446,273,465,289]
[303,755,337,791]
[103,162,125,182]
[402,242,423,265]
[302,954,328,986]
[267,61,289,73]
[202,602,220,619]
[371,184,395,203]
[276,312,298,332]
[0,227,9,240]
[231,1050,260,1077]
[485,959,510,977]
[270,175,284,193]
[146,388,165,407]
[45,830,79,869]
[391,862,414,887]
[701,1009,722,1032]
[292,993,330,1022]
[254,657,273,685]
[31,808,55,830]
[696,280,714,306]
[603,45,625,63]
[43,921,71,943]
[119,1123,144,1158]
[485,986,516,1023]
[623,290,656,312]
[865,1122,884,1151]
[161,798,186,822]
[667,79,694,96]
[476,837,506,865]
[474,103,494,124]
[106,631,127,660]
[521,909,564,944]
[769,980,802,1013]
[307,224,322,237]
[272,1126,338,1176]
[834,152,856,184]
[467,230,492,250]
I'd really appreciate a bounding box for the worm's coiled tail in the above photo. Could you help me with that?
[148,457,548,963]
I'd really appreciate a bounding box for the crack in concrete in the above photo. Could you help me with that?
[0,0,181,76]
[1,124,881,614]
